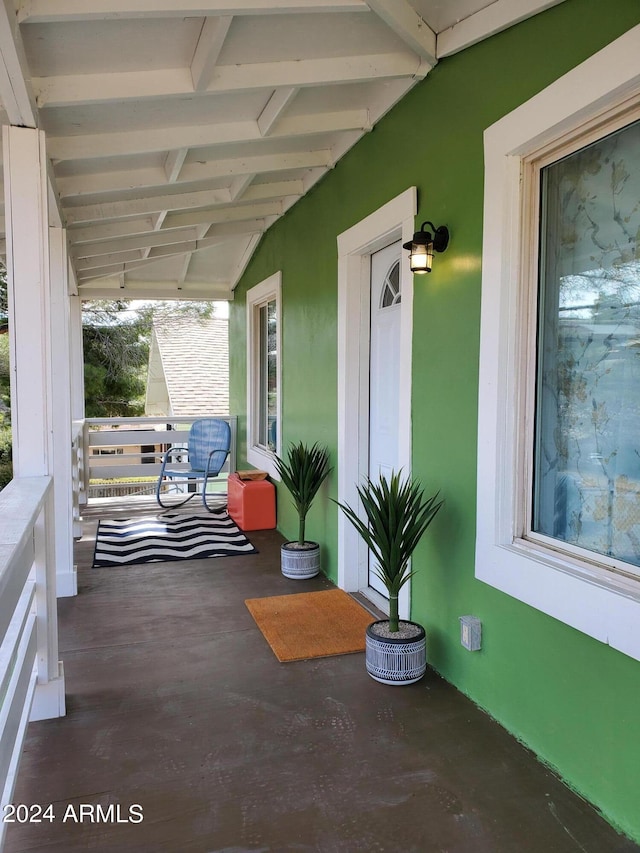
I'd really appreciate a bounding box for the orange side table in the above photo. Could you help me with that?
[227,473,276,531]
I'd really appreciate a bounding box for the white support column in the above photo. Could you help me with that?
[3,124,66,718]
[69,294,85,423]
[4,126,52,476]
[49,227,77,597]
[69,292,87,513]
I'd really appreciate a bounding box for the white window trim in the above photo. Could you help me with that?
[476,25,640,662]
[246,272,281,479]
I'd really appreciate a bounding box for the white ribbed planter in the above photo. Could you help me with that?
[365,620,426,685]
[281,541,321,579]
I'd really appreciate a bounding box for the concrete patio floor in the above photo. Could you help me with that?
[4,501,638,852]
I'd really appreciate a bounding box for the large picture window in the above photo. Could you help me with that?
[246,273,281,477]
[532,119,640,575]
[476,25,640,662]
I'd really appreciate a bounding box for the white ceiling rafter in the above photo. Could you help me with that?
[17,0,370,24]
[70,218,266,254]
[366,0,437,66]
[162,200,282,230]
[69,217,159,245]
[76,231,255,272]
[164,149,188,184]
[190,16,233,92]
[228,232,262,289]
[73,226,203,259]
[436,0,567,57]
[258,87,299,137]
[34,52,422,108]
[48,110,371,161]
[65,179,302,227]
[57,150,333,199]
[78,280,235,300]
[0,0,37,126]
[229,174,255,201]
[65,186,235,225]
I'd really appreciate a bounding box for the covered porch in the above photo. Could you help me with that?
[4,501,636,853]
[2,0,640,847]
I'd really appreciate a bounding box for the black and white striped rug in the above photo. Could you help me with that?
[92,512,257,568]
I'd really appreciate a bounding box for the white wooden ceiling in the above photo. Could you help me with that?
[0,0,565,300]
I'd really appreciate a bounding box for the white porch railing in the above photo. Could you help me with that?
[0,477,65,848]
[71,419,86,535]
[76,415,237,501]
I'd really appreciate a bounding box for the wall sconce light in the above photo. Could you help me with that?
[403,221,449,273]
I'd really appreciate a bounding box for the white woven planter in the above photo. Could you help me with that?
[281,542,321,579]
[365,620,427,685]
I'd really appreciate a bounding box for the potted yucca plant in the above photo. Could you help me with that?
[337,470,443,684]
[274,442,332,579]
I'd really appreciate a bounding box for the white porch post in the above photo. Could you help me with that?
[69,294,85,423]
[4,127,52,476]
[3,124,66,718]
[49,226,77,597]
[69,292,87,529]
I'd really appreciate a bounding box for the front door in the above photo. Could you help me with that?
[368,241,402,597]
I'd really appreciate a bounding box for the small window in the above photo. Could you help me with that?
[246,273,281,478]
[380,260,401,308]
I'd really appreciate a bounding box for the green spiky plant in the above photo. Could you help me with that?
[337,471,443,632]
[274,442,333,546]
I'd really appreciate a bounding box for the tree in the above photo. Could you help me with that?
[82,302,149,417]
[81,299,216,417]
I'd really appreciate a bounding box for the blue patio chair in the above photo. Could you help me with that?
[156,418,231,512]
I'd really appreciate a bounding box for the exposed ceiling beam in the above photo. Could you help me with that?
[76,249,146,271]
[162,200,282,230]
[229,232,262,289]
[49,110,371,161]
[57,150,332,198]
[229,173,254,201]
[77,279,235,301]
[258,87,299,137]
[65,179,300,226]
[73,225,260,263]
[75,232,253,272]
[64,185,234,224]
[175,253,193,288]
[17,0,369,23]
[72,225,203,258]
[191,16,233,92]
[366,0,437,66]
[0,0,37,125]
[437,0,567,58]
[69,217,266,251]
[240,179,302,202]
[69,217,159,244]
[34,52,421,108]
[164,148,188,183]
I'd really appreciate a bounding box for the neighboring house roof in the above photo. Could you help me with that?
[145,315,229,418]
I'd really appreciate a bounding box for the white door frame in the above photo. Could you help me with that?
[336,187,417,617]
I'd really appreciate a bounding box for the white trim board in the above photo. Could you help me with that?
[246,271,282,480]
[476,25,640,662]
[336,187,416,616]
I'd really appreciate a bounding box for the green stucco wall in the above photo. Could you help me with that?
[229,0,640,841]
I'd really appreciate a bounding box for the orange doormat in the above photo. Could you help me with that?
[245,588,374,662]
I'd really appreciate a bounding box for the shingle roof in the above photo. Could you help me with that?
[147,315,229,417]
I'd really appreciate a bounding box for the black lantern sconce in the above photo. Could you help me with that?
[403,221,449,273]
